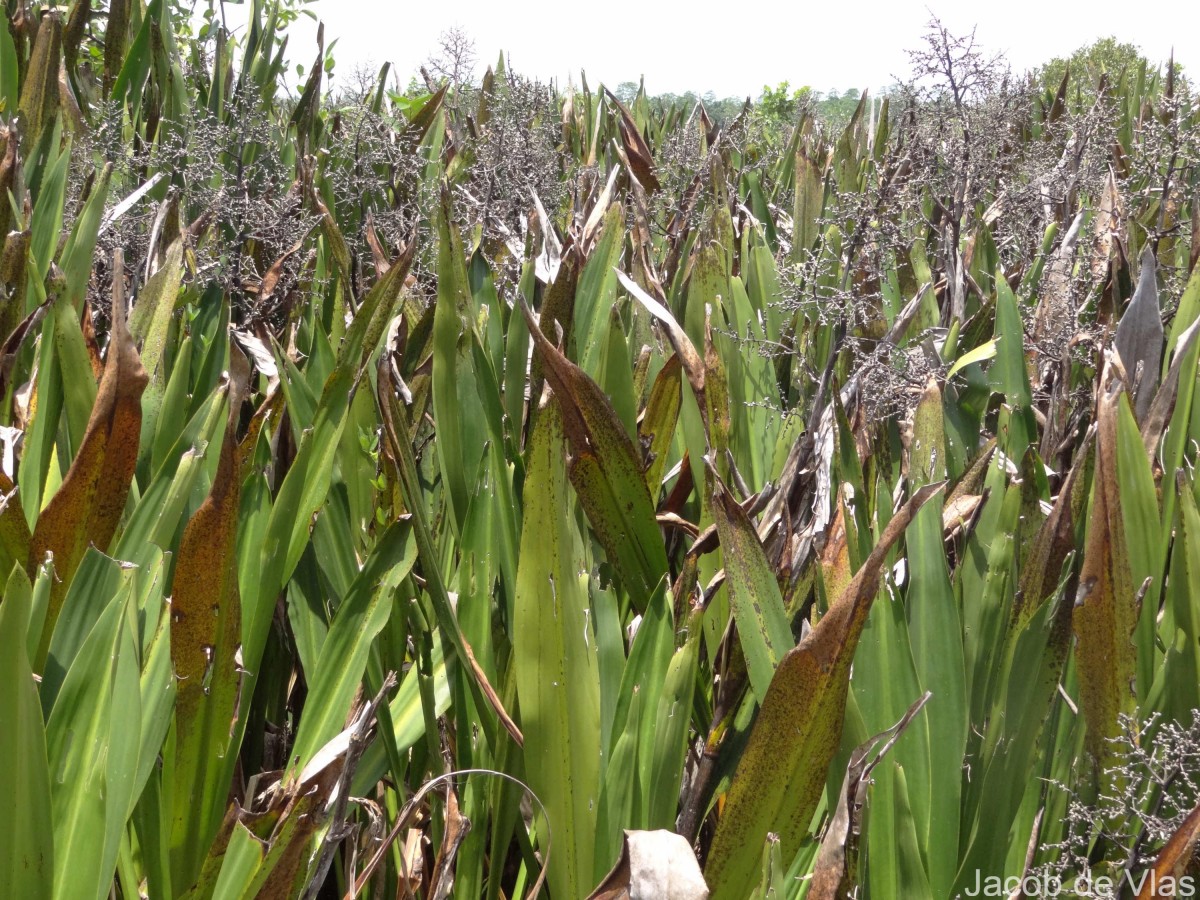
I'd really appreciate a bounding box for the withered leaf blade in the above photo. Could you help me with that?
[30,250,148,667]
[1114,246,1164,420]
[604,89,661,193]
[704,483,943,898]
[427,785,471,900]
[1191,195,1200,276]
[18,10,62,155]
[1072,363,1137,765]
[639,352,683,503]
[167,348,249,890]
[618,270,704,397]
[1015,431,1092,624]
[0,469,30,573]
[0,128,20,242]
[1091,168,1125,284]
[1032,211,1085,368]
[1141,316,1200,456]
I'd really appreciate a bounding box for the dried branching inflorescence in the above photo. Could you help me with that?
[1036,713,1200,886]
[454,70,569,288]
[322,99,429,277]
[73,87,314,322]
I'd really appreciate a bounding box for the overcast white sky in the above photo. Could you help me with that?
[222,0,1196,98]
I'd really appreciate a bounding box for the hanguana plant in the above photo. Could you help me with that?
[2,4,1200,899]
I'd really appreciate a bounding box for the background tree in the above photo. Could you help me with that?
[1036,36,1184,111]
[423,24,477,89]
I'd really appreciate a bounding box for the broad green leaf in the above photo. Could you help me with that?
[130,237,186,384]
[946,338,998,379]
[792,150,824,261]
[378,359,521,752]
[706,463,792,700]
[0,564,54,900]
[45,585,141,900]
[646,606,701,830]
[989,273,1036,457]
[0,12,18,113]
[905,379,966,898]
[286,518,415,771]
[40,550,130,715]
[431,191,477,535]
[57,164,113,311]
[243,245,412,686]
[1116,395,1162,704]
[594,688,641,881]
[576,204,624,377]
[513,403,601,900]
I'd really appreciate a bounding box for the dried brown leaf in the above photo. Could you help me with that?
[30,250,148,665]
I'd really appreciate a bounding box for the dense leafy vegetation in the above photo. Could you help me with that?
[1,3,1199,898]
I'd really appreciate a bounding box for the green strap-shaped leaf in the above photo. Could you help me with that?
[521,296,668,612]
[286,518,415,771]
[1116,393,1163,705]
[44,583,141,900]
[946,338,998,379]
[513,402,601,899]
[706,461,792,700]
[432,190,475,536]
[989,272,1036,458]
[57,163,112,312]
[242,244,413,692]
[646,605,702,830]
[0,564,54,900]
[905,379,966,899]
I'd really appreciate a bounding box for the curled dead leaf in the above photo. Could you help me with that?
[588,830,708,900]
